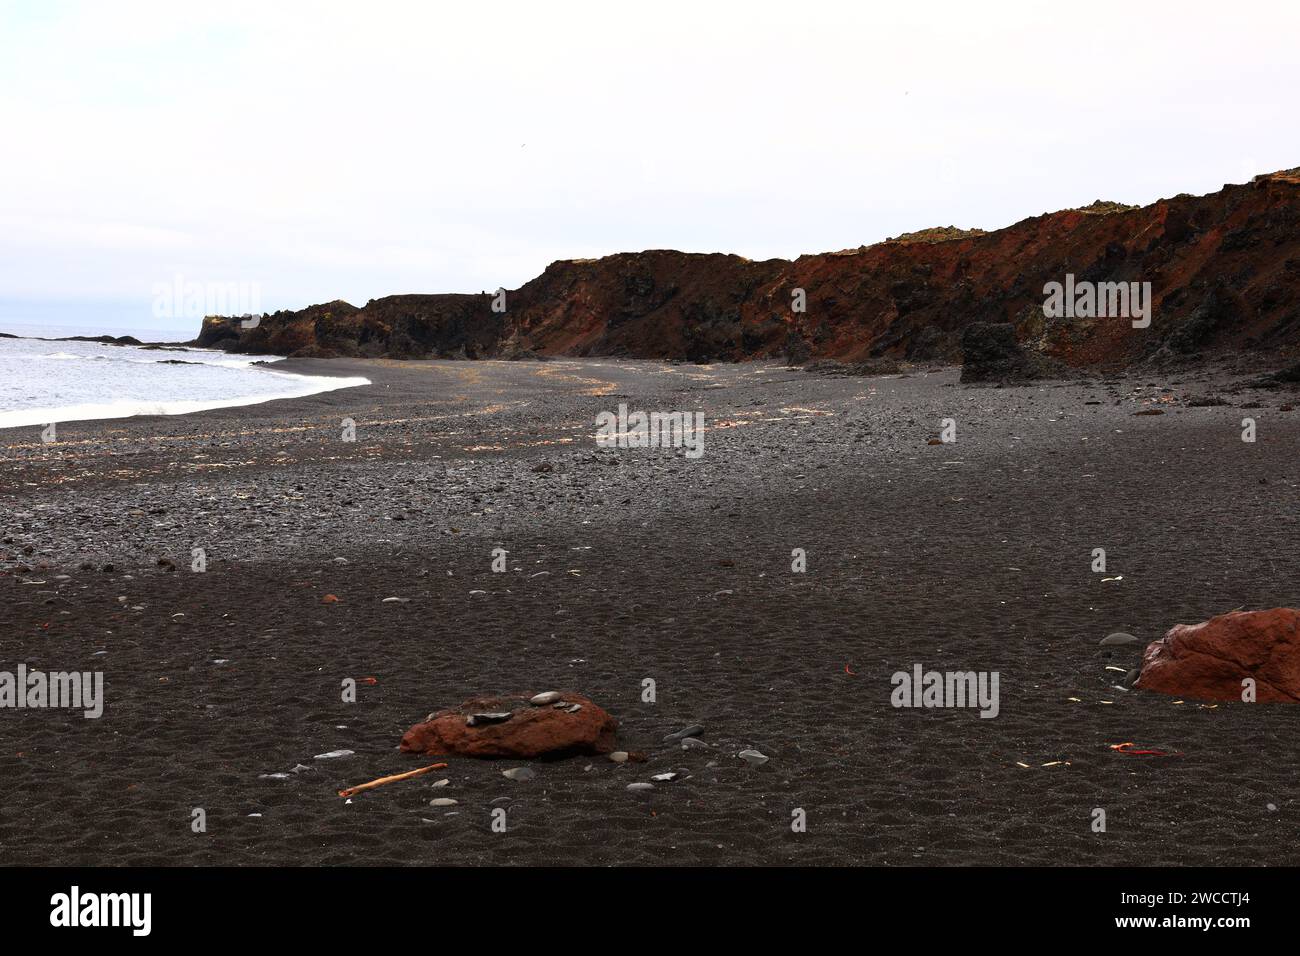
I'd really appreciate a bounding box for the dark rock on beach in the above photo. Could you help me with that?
[1247,360,1300,389]
[959,322,1062,384]
[58,334,143,346]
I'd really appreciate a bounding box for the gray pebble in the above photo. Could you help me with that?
[467,712,513,726]
[1099,632,1141,646]
[313,749,354,760]
[665,724,704,742]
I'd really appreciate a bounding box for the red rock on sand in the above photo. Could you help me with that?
[1136,608,1300,702]
[400,692,618,759]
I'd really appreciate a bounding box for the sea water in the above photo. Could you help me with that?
[0,335,369,429]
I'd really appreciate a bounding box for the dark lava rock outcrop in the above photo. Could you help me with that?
[1247,359,1300,389]
[959,322,1063,383]
[399,692,618,758]
[1136,608,1300,702]
[198,169,1300,370]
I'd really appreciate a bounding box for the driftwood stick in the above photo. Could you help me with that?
[338,762,448,798]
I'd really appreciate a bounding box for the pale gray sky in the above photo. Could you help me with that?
[1,0,1297,335]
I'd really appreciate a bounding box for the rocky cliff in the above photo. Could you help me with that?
[197,169,1300,367]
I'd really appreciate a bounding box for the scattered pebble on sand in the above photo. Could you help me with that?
[665,725,704,743]
[1099,632,1140,646]
[313,749,355,760]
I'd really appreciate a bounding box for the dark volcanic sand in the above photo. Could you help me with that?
[1,357,1298,866]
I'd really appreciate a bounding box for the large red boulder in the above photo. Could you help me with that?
[400,691,618,758]
[1136,608,1300,702]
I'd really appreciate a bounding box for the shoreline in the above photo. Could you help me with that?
[0,336,372,430]
[4,323,1295,433]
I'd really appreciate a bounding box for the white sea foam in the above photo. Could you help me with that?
[0,336,369,428]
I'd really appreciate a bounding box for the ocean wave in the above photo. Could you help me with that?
[0,373,370,429]
[34,348,283,369]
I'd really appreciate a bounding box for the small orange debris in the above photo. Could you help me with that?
[322,594,340,604]
[1110,741,1183,758]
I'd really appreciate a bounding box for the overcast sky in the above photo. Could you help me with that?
[2,0,1298,335]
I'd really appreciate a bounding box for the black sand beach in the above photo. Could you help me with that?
[2,358,1298,865]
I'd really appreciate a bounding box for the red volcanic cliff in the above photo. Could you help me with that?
[198,170,1300,367]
